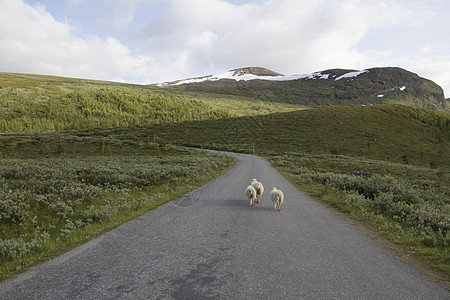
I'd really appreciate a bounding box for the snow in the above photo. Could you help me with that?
[159,70,332,86]
[300,72,330,80]
[158,69,370,86]
[334,70,368,81]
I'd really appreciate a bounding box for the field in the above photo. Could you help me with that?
[0,134,236,280]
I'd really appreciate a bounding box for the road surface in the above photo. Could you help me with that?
[0,151,448,299]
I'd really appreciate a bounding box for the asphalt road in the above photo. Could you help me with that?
[0,151,448,299]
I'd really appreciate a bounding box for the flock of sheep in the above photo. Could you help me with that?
[245,179,284,211]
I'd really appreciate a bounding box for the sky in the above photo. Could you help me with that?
[1,0,449,98]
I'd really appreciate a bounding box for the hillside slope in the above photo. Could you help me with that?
[95,104,450,168]
[159,67,449,111]
[0,73,298,132]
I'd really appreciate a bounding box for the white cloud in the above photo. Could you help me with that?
[0,0,172,82]
[139,0,431,76]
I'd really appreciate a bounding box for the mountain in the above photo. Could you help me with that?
[156,67,449,111]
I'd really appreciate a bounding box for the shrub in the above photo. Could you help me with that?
[271,153,449,246]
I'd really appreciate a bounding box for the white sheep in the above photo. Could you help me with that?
[270,187,284,211]
[251,179,264,203]
[245,185,257,206]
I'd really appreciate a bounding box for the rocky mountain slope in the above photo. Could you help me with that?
[157,67,449,111]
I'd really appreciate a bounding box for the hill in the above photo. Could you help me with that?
[24,104,444,169]
[158,67,449,111]
[0,73,298,132]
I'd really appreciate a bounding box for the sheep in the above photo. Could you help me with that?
[270,187,284,211]
[245,185,257,206]
[251,179,264,203]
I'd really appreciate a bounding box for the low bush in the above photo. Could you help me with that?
[271,153,449,247]
[0,144,234,266]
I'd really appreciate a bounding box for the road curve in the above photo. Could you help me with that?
[0,151,448,299]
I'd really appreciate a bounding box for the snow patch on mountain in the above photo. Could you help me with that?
[157,68,369,86]
[158,70,332,86]
[335,70,368,81]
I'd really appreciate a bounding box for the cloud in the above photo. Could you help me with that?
[139,0,429,76]
[0,0,166,82]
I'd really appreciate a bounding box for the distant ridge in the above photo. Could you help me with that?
[156,66,448,111]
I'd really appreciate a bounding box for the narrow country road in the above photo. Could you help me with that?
[0,151,448,299]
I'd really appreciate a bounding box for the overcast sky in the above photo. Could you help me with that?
[1,0,449,97]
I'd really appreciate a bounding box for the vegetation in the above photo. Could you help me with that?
[0,133,236,280]
[269,152,449,277]
[99,104,450,169]
[0,73,298,132]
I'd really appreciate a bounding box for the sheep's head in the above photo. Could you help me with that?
[272,187,277,190]
[252,178,257,182]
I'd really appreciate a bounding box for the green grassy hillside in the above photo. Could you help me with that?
[0,73,298,132]
[163,67,449,111]
[81,104,449,169]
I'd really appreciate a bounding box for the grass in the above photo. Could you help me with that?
[0,72,299,132]
[90,104,450,169]
[177,90,304,116]
[0,134,236,281]
[268,152,449,284]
